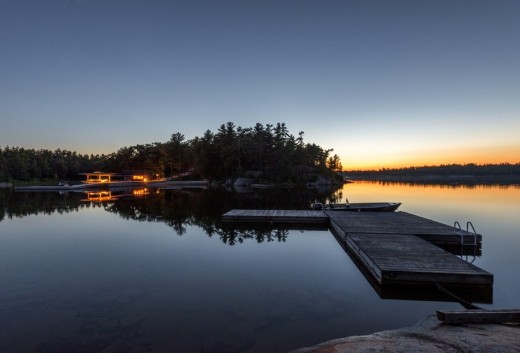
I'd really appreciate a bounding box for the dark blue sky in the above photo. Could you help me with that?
[1,0,519,168]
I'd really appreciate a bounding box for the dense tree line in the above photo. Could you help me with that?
[346,163,520,180]
[0,122,341,183]
[189,122,341,182]
[0,147,108,182]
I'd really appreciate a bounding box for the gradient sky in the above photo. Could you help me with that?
[1,0,519,169]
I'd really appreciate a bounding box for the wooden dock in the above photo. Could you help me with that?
[342,232,491,284]
[327,211,481,247]
[222,209,329,227]
[222,209,493,288]
[437,309,520,324]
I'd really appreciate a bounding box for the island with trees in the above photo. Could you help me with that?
[0,122,343,187]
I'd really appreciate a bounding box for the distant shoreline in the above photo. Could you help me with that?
[342,163,520,185]
[347,175,520,185]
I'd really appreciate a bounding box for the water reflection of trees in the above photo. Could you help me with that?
[0,190,89,222]
[218,228,289,245]
[1,186,337,245]
[103,187,334,243]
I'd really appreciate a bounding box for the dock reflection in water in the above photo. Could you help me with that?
[223,209,494,307]
[331,231,493,305]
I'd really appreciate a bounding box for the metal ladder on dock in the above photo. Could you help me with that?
[454,221,478,263]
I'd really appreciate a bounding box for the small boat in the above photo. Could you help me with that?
[323,202,401,212]
[312,202,324,210]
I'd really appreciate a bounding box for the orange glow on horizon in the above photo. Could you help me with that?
[341,144,520,170]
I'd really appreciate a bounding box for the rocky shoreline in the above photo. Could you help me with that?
[291,315,519,353]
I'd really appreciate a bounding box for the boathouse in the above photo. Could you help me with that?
[80,170,156,184]
[79,172,118,183]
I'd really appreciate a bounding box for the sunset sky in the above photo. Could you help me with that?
[1,0,519,170]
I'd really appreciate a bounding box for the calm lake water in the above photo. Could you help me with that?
[1,181,519,353]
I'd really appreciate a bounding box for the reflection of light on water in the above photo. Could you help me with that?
[341,181,520,225]
[81,188,151,202]
[1,182,520,352]
[87,191,112,201]
[341,181,520,206]
[133,188,149,197]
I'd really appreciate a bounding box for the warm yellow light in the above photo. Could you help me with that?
[86,191,112,201]
[133,188,149,197]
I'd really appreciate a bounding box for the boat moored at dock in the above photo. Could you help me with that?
[324,202,401,212]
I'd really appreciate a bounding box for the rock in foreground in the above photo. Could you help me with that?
[291,315,519,353]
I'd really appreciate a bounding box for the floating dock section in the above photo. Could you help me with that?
[222,209,329,228]
[327,211,481,248]
[222,210,493,289]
